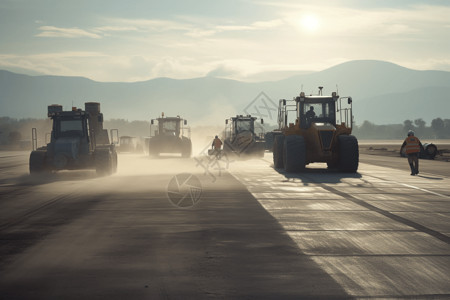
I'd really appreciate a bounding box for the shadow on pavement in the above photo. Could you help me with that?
[2,170,99,186]
[416,174,443,180]
[274,166,362,184]
[0,173,351,299]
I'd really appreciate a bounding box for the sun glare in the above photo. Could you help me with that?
[300,15,319,33]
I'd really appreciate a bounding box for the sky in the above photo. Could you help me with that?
[0,0,449,82]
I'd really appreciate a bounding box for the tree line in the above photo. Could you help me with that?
[1,116,449,148]
[352,118,450,139]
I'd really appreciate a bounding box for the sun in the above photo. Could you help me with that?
[300,15,320,33]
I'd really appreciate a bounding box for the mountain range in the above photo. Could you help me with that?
[1,60,449,126]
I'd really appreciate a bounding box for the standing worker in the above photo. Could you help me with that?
[402,130,422,175]
[212,135,223,151]
[211,135,223,158]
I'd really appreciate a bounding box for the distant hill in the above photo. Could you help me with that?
[1,60,449,126]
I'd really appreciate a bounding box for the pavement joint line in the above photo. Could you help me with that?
[308,179,450,245]
[400,183,450,199]
[360,171,450,199]
[299,254,450,257]
[358,160,450,180]
[285,229,418,232]
[232,161,450,245]
[0,195,71,231]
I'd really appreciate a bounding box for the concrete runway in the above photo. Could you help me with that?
[0,151,449,299]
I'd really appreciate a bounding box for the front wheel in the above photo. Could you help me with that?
[273,135,285,169]
[95,149,113,176]
[29,150,48,174]
[283,135,306,173]
[337,135,359,173]
[181,139,192,158]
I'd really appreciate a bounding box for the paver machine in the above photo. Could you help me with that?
[223,115,265,157]
[29,102,117,175]
[272,87,359,172]
[148,113,192,157]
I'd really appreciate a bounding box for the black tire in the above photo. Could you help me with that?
[95,149,113,175]
[148,139,159,158]
[327,161,338,169]
[29,150,47,174]
[112,150,118,173]
[265,132,274,151]
[182,139,192,158]
[273,135,285,169]
[283,135,306,172]
[423,143,437,159]
[223,139,233,154]
[338,135,359,173]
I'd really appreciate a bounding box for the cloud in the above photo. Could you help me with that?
[276,3,450,39]
[102,16,283,38]
[101,18,194,33]
[2,2,449,82]
[36,26,101,39]
[213,19,283,33]
[206,65,241,78]
[93,26,139,33]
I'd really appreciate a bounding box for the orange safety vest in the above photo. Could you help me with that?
[213,138,223,149]
[404,136,421,154]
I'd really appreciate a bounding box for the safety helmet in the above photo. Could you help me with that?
[407,130,415,136]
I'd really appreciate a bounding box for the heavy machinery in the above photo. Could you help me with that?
[223,115,265,157]
[148,114,192,157]
[29,102,117,175]
[273,87,359,172]
[110,129,143,153]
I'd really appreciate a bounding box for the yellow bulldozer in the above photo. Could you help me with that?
[272,87,358,173]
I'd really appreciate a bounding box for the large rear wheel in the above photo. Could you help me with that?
[95,149,113,176]
[181,139,192,158]
[29,150,47,174]
[148,139,159,158]
[338,135,359,173]
[283,135,306,173]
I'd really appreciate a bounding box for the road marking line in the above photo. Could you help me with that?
[400,183,450,199]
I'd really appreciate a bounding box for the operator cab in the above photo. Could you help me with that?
[54,115,86,138]
[298,97,336,129]
[48,106,89,142]
[159,118,181,137]
[296,91,339,129]
[233,117,254,136]
[150,114,189,139]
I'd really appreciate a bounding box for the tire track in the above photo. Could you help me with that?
[0,195,70,231]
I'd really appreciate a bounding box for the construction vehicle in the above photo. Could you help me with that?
[109,129,143,153]
[148,114,192,157]
[272,87,358,172]
[29,102,118,175]
[222,115,265,157]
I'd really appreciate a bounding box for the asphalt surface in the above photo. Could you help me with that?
[0,150,449,299]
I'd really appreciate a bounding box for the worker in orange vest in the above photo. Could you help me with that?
[212,135,223,150]
[401,130,422,175]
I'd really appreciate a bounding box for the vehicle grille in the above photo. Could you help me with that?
[319,131,334,149]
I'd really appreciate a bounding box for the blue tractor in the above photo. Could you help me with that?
[29,102,117,175]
